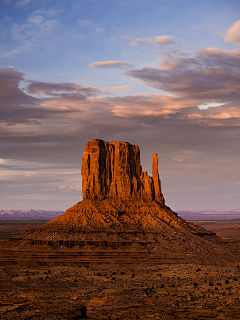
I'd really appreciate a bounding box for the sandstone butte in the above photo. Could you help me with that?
[1,138,240,266]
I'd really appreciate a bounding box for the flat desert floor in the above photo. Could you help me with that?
[0,218,240,319]
[0,263,240,319]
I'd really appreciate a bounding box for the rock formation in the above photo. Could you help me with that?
[82,139,164,203]
[1,138,240,266]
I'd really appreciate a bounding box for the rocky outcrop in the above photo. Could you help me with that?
[1,138,240,266]
[81,139,165,203]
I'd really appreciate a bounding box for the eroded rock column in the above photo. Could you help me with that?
[152,153,165,204]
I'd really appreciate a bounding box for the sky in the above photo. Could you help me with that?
[0,0,240,212]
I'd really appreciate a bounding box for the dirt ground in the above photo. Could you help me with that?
[1,263,240,319]
[1,219,240,319]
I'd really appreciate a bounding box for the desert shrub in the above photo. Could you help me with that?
[161,284,165,288]
[120,271,125,275]
[97,272,102,276]
[216,282,221,286]
[215,287,218,290]
[209,281,214,286]
[233,278,238,281]
[111,277,116,281]
[225,279,230,284]
[112,272,116,275]
[196,268,201,272]
[193,283,198,287]
[131,273,136,278]
[169,284,175,287]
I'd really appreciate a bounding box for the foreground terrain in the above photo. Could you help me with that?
[0,263,240,319]
[1,218,240,319]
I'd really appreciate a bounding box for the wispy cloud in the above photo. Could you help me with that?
[89,60,132,68]
[17,0,32,6]
[0,11,59,58]
[103,85,134,92]
[121,35,174,47]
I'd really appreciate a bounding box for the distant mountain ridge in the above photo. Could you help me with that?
[178,209,240,220]
[1,209,240,220]
[0,210,64,219]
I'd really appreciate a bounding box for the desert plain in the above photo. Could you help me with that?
[1,218,240,320]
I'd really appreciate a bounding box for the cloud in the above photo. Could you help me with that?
[197,101,229,110]
[126,48,240,103]
[0,11,59,58]
[120,35,174,47]
[89,60,132,68]
[224,19,240,43]
[26,81,101,99]
[17,0,32,5]
[149,35,173,46]
[27,15,44,25]
[103,85,134,92]
[197,47,240,58]
[1,65,240,210]
[0,66,102,125]
[172,155,193,162]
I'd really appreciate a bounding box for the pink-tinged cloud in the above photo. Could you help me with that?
[224,19,240,43]
[121,35,174,47]
[104,85,134,92]
[172,155,193,162]
[149,35,173,46]
[197,47,240,58]
[89,60,132,68]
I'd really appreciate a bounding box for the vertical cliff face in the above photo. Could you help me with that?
[81,139,165,203]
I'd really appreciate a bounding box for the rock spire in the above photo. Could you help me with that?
[81,139,165,203]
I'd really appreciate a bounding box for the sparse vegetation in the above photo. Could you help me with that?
[1,262,240,319]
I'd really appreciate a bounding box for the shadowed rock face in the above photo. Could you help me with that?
[81,139,164,203]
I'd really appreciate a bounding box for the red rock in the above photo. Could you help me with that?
[81,139,165,203]
[1,138,240,266]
